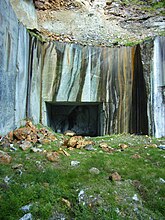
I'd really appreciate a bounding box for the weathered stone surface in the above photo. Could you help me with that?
[64,130,76,136]
[84,144,95,151]
[13,128,31,140]
[46,152,59,162]
[10,0,38,29]
[19,141,33,151]
[89,167,100,175]
[0,0,29,135]
[109,172,121,181]
[0,0,164,138]
[67,136,83,148]
[119,144,128,150]
[131,154,141,159]
[0,151,12,164]
[71,160,80,166]
[35,0,165,46]
[99,142,114,153]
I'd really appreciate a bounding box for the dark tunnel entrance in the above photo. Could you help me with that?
[46,102,103,136]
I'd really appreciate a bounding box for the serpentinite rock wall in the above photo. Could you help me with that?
[0,0,30,134]
[0,0,164,137]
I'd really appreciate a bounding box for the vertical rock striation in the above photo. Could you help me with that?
[0,0,29,134]
[39,42,148,135]
[152,37,165,138]
[0,0,164,137]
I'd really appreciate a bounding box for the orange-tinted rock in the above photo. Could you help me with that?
[0,150,12,164]
[100,142,114,153]
[131,154,141,159]
[100,142,109,148]
[8,131,14,142]
[48,135,57,141]
[46,152,59,162]
[76,140,94,149]
[13,127,31,140]
[119,144,128,150]
[67,136,83,148]
[39,139,51,145]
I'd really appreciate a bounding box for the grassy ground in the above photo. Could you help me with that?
[0,133,165,220]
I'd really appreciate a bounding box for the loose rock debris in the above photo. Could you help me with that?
[0,150,12,164]
[0,121,57,149]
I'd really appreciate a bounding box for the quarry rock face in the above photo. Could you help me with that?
[0,0,165,138]
[10,0,38,29]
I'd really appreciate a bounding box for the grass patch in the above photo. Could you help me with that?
[0,134,165,219]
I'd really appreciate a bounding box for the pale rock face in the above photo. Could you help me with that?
[10,0,38,29]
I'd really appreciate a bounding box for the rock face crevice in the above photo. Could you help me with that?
[0,0,165,137]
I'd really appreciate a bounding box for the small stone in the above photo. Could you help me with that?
[8,131,14,141]
[20,204,32,212]
[4,176,11,184]
[89,167,100,174]
[46,152,59,162]
[109,172,121,181]
[62,198,71,208]
[26,135,32,142]
[19,213,32,220]
[99,142,114,153]
[47,135,57,141]
[39,139,51,145]
[71,161,80,166]
[84,144,95,151]
[119,144,128,150]
[19,141,32,151]
[62,150,70,157]
[159,178,165,183]
[64,130,76,136]
[31,147,43,153]
[76,140,94,149]
[12,164,23,169]
[131,154,141,159]
[158,145,165,150]
[0,150,12,164]
[100,142,109,148]
[132,194,139,202]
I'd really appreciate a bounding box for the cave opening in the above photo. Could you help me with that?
[46,102,103,136]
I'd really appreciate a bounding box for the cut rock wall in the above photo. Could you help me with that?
[0,0,29,134]
[0,0,164,137]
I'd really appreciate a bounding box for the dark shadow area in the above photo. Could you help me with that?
[131,45,148,134]
[46,102,103,136]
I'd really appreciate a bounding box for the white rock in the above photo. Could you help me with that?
[19,213,32,220]
[132,194,139,202]
[20,204,32,212]
[89,167,100,174]
[159,178,165,183]
[71,161,80,166]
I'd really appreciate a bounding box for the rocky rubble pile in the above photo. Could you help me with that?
[0,121,57,152]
